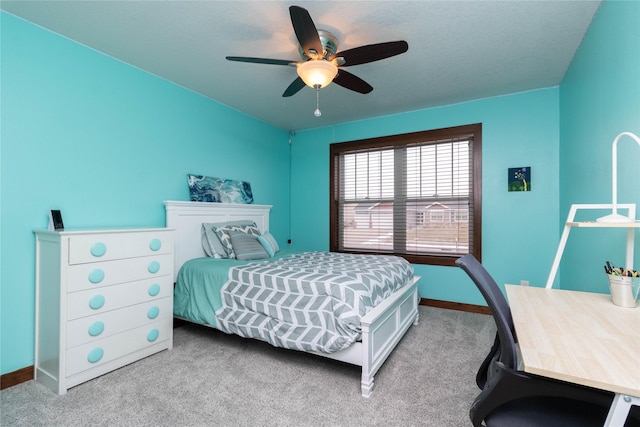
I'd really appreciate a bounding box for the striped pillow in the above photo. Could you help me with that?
[258,232,280,257]
[230,232,269,261]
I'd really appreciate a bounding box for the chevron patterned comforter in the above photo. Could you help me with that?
[215,252,414,354]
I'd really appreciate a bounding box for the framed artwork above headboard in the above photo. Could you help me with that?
[164,200,272,281]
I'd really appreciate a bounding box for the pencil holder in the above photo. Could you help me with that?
[607,275,640,308]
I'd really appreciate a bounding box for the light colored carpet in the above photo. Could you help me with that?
[1,306,495,427]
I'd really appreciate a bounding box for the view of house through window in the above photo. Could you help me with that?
[330,124,482,266]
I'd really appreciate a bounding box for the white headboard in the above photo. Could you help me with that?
[164,200,272,281]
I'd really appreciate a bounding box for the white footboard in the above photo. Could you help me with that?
[311,276,420,397]
[360,276,420,397]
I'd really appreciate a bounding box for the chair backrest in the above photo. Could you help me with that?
[455,254,518,369]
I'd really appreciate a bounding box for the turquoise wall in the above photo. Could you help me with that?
[0,13,290,375]
[559,0,640,293]
[291,88,561,306]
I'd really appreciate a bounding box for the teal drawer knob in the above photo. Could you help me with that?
[88,321,105,337]
[148,261,160,274]
[147,306,160,319]
[90,242,107,257]
[147,328,159,342]
[88,269,105,284]
[87,347,104,363]
[148,283,161,297]
[149,238,162,251]
[89,295,105,310]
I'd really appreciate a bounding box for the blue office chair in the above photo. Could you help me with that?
[456,254,640,427]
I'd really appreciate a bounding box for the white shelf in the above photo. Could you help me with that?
[546,204,637,288]
[567,221,640,228]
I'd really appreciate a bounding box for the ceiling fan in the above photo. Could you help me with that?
[226,5,409,116]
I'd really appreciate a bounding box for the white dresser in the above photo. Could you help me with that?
[34,228,174,394]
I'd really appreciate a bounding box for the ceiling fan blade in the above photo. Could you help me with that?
[226,56,296,66]
[282,77,307,97]
[332,41,409,67]
[333,70,373,94]
[289,6,323,59]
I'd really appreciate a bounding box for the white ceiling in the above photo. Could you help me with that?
[2,1,601,131]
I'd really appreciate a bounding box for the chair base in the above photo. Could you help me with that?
[484,396,617,427]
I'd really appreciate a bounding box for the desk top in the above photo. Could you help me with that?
[506,285,640,397]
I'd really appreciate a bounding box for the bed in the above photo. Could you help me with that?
[164,200,420,397]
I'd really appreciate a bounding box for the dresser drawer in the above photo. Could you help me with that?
[66,297,172,349]
[65,318,172,377]
[67,276,172,320]
[66,254,172,292]
[68,230,173,265]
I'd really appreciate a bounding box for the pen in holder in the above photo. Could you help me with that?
[607,275,640,308]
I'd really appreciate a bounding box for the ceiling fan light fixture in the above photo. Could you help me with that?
[227,6,408,98]
[297,60,338,88]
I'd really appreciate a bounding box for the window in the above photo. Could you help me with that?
[330,124,481,266]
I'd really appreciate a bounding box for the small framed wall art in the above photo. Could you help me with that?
[508,167,531,192]
[48,210,65,230]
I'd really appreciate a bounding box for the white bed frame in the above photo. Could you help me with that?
[164,200,420,397]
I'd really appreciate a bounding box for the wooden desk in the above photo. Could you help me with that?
[506,285,640,426]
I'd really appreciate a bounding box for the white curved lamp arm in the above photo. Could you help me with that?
[597,132,640,223]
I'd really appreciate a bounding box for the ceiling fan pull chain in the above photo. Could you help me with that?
[314,84,322,117]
